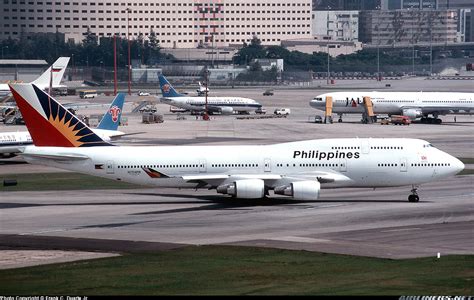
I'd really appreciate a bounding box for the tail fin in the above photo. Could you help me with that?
[9,83,112,147]
[159,74,184,98]
[97,93,125,131]
[32,57,70,89]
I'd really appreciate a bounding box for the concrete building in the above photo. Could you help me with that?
[359,9,458,45]
[438,0,474,9]
[281,39,363,56]
[312,10,359,41]
[381,0,437,9]
[0,0,312,49]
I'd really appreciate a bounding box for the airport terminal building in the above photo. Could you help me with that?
[0,0,312,48]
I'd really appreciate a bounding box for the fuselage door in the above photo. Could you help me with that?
[361,139,370,154]
[264,158,271,172]
[199,159,207,173]
[339,158,347,172]
[400,158,407,172]
[106,161,115,174]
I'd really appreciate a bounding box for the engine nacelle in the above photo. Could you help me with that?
[219,106,234,115]
[217,179,265,199]
[402,108,423,120]
[0,153,17,159]
[274,181,321,200]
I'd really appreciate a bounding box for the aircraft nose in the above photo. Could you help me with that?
[451,156,465,174]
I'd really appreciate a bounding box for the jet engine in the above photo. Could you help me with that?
[402,108,423,120]
[274,181,321,200]
[217,179,265,199]
[219,107,234,115]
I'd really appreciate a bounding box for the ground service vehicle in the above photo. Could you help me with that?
[79,90,98,99]
[274,108,291,115]
[263,89,274,96]
[391,115,411,125]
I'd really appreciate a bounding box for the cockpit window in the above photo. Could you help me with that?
[314,97,323,101]
[423,144,435,148]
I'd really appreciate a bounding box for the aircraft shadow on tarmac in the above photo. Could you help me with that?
[1,194,413,216]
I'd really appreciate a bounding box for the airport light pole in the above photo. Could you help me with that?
[203,69,210,121]
[327,42,330,85]
[127,7,132,96]
[376,21,380,81]
[326,8,330,85]
[428,6,433,76]
[113,34,118,95]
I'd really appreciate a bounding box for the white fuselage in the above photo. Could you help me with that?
[21,138,464,192]
[310,91,474,117]
[0,131,32,157]
[160,96,262,113]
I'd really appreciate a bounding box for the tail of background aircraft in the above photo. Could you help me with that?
[32,57,70,89]
[97,93,125,131]
[9,83,112,147]
[158,74,185,98]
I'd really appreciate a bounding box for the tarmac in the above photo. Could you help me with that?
[0,77,473,267]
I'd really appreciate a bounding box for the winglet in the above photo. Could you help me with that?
[97,93,125,131]
[9,83,112,147]
[159,74,185,98]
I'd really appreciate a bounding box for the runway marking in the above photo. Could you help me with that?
[268,236,332,244]
[381,228,421,233]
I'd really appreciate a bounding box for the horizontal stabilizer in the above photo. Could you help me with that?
[20,152,90,161]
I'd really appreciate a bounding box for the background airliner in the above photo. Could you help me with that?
[9,83,464,202]
[0,93,126,158]
[158,75,262,115]
[0,57,70,98]
[310,91,474,124]
[197,81,209,96]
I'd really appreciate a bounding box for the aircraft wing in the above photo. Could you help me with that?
[108,131,146,140]
[401,105,473,115]
[63,102,110,110]
[161,169,353,188]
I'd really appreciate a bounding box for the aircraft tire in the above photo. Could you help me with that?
[408,195,419,202]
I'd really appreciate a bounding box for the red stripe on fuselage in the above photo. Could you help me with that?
[10,87,75,147]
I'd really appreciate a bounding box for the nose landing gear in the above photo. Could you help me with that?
[408,185,420,202]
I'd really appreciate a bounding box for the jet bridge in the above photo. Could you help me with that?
[324,96,333,124]
[362,96,377,124]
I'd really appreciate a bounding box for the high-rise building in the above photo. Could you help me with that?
[312,11,359,41]
[0,0,312,48]
[359,9,458,45]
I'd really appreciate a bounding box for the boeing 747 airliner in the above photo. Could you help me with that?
[9,83,464,202]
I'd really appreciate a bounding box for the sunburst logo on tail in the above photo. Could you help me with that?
[33,85,111,147]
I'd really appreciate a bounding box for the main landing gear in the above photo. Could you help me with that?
[338,114,343,123]
[408,185,420,202]
[420,117,442,124]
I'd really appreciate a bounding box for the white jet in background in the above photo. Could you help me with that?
[310,91,474,124]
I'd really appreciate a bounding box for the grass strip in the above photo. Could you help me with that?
[0,246,472,295]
